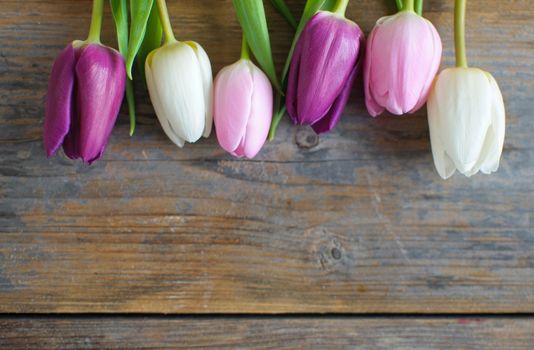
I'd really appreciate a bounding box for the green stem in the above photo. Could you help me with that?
[87,0,104,43]
[333,0,349,16]
[414,0,423,15]
[395,0,403,11]
[402,0,414,11]
[240,34,250,60]
[454,0,468,67]
[269,99,285,141]
[125,80,136,136]
[269,0,297,30]
[156,0,176,44]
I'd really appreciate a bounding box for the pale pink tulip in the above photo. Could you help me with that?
[214,59,272,159]
[364,11,442,117]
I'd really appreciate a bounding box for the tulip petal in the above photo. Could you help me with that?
[186,41,214,138]
[62,106,81,160]
[214,60,253,154]
[62,45,84,161]
[145,50,185,147]
[363,29,385,117]
[452,69,494,176]
[285,30,304,125]
[148,42,206,144]
[74,44,126,164]
[427,74,458,179]
[429,133,458,180]
[43,44,77,157]
[471,123,499,176]
[391,14,430,113]
[311,51,361,134]
[239,62,272,158]
[409,18,442,113]
[479,73,505,174]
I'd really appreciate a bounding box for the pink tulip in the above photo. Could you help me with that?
[364,11,442,117]
[214,59,272,159]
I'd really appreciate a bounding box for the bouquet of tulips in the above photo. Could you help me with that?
[43,0,505,179]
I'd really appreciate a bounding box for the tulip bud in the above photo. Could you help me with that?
[286,11,364,134]
[145,41,213,147]
[364,11,442,117]
[43,41,126,164]
[427,68,505,179]
[214,59,273,159]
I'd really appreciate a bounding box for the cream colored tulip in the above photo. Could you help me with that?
[145,41,213,147]
[427,67,505,179]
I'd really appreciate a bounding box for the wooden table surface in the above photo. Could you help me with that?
[1,0,533,348]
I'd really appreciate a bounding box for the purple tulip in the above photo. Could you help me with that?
[44,42,126,164]
[286,11,364,134]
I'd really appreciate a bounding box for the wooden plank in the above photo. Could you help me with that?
[0,1,533,313]
[0,317,533,349]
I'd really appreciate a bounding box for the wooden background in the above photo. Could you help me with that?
[1,0,533,348]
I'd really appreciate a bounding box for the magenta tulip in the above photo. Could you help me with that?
[43,42,126,164]
[214,59,272,158]
[364,11,442,117]
[286,11,364,134]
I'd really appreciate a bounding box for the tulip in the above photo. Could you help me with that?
[285,7,364,134]
[145,0,213,147]
[214,38,273,158]
[427,68,505,179]
[364,7,442,117]
[427,0,505,179]
[43,0,126,164]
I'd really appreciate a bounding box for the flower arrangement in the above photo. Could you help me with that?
[43,0,505,179]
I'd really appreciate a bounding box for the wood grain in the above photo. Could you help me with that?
[0,0,533,313]
[1,317,533,349]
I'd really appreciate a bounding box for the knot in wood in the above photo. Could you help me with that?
[295,127,319,149]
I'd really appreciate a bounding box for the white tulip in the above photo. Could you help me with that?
[427,67,505,179]
[146,41,213,147]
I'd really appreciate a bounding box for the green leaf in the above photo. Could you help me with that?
[110,0,129,54]
[136,2,162,81]
[395,0,403,11]
[269,0,336,140]
[269,0,297,29]
[232,0,282,94]
[110,0,137,136]
[126,0,154,79]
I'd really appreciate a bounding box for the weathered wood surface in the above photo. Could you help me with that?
[1,317,533,349]
[0,0,533,314]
